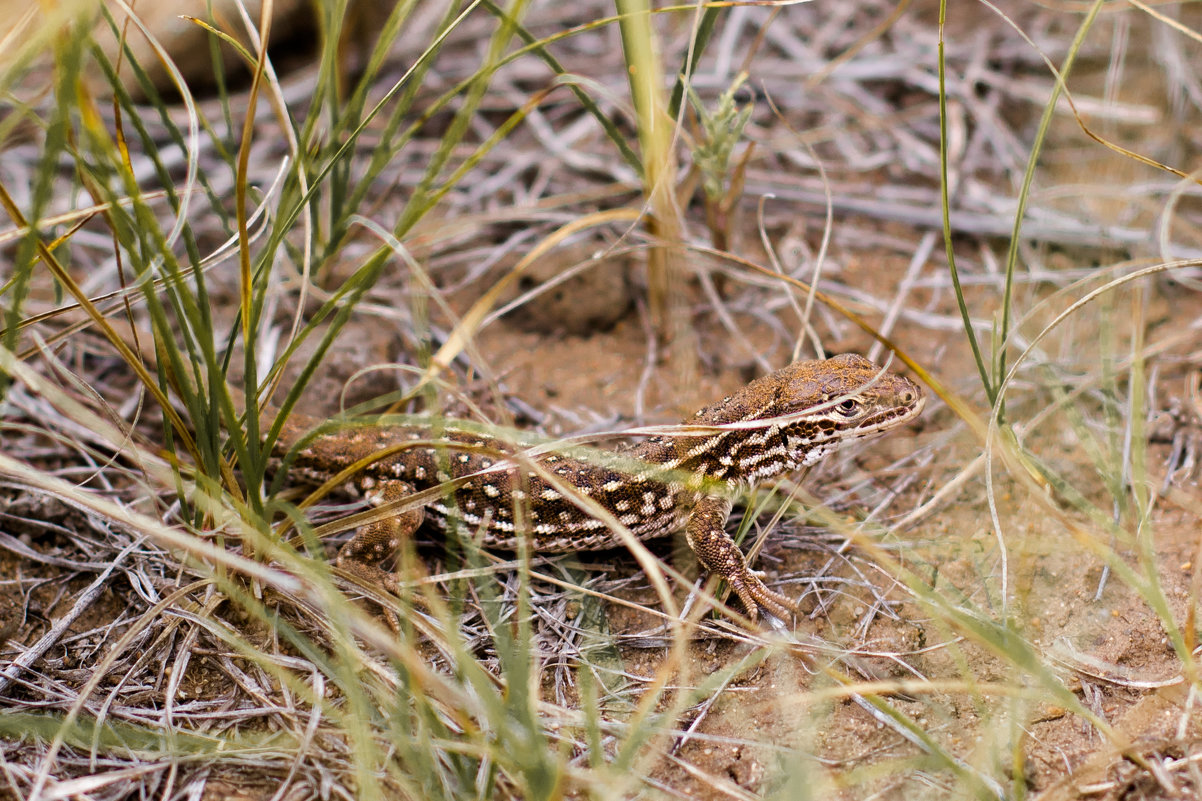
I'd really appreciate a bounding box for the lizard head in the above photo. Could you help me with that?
[780,353,924,468]
[691,353,925,483]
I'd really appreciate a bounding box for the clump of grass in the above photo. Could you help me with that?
[687,74,754,253]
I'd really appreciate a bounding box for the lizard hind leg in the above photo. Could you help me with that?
[684,495,797,623]
[333,483,424,632]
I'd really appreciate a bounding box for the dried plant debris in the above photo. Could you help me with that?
[1,0,1200,798]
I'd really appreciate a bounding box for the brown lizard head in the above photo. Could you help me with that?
[686,353,925,485]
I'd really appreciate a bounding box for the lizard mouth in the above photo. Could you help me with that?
[857,391,926,438]
[782,389,926,459]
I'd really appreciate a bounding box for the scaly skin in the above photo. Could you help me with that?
[273,354,924,623]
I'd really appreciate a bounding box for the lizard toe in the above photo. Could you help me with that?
[730,574,796,625]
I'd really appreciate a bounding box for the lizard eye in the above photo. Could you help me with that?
[836,399,860,417]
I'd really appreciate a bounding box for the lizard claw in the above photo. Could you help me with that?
[728,573,796,624]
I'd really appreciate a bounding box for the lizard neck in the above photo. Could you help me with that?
[625,396,798,489]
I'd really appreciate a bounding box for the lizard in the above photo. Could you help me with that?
[270,353,924,623]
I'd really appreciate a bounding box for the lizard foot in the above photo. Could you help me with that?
[334,555,402,634]
[726,571,797,624]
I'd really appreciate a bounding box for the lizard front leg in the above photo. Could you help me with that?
[684,494,797,622]
[334,479,423,630]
